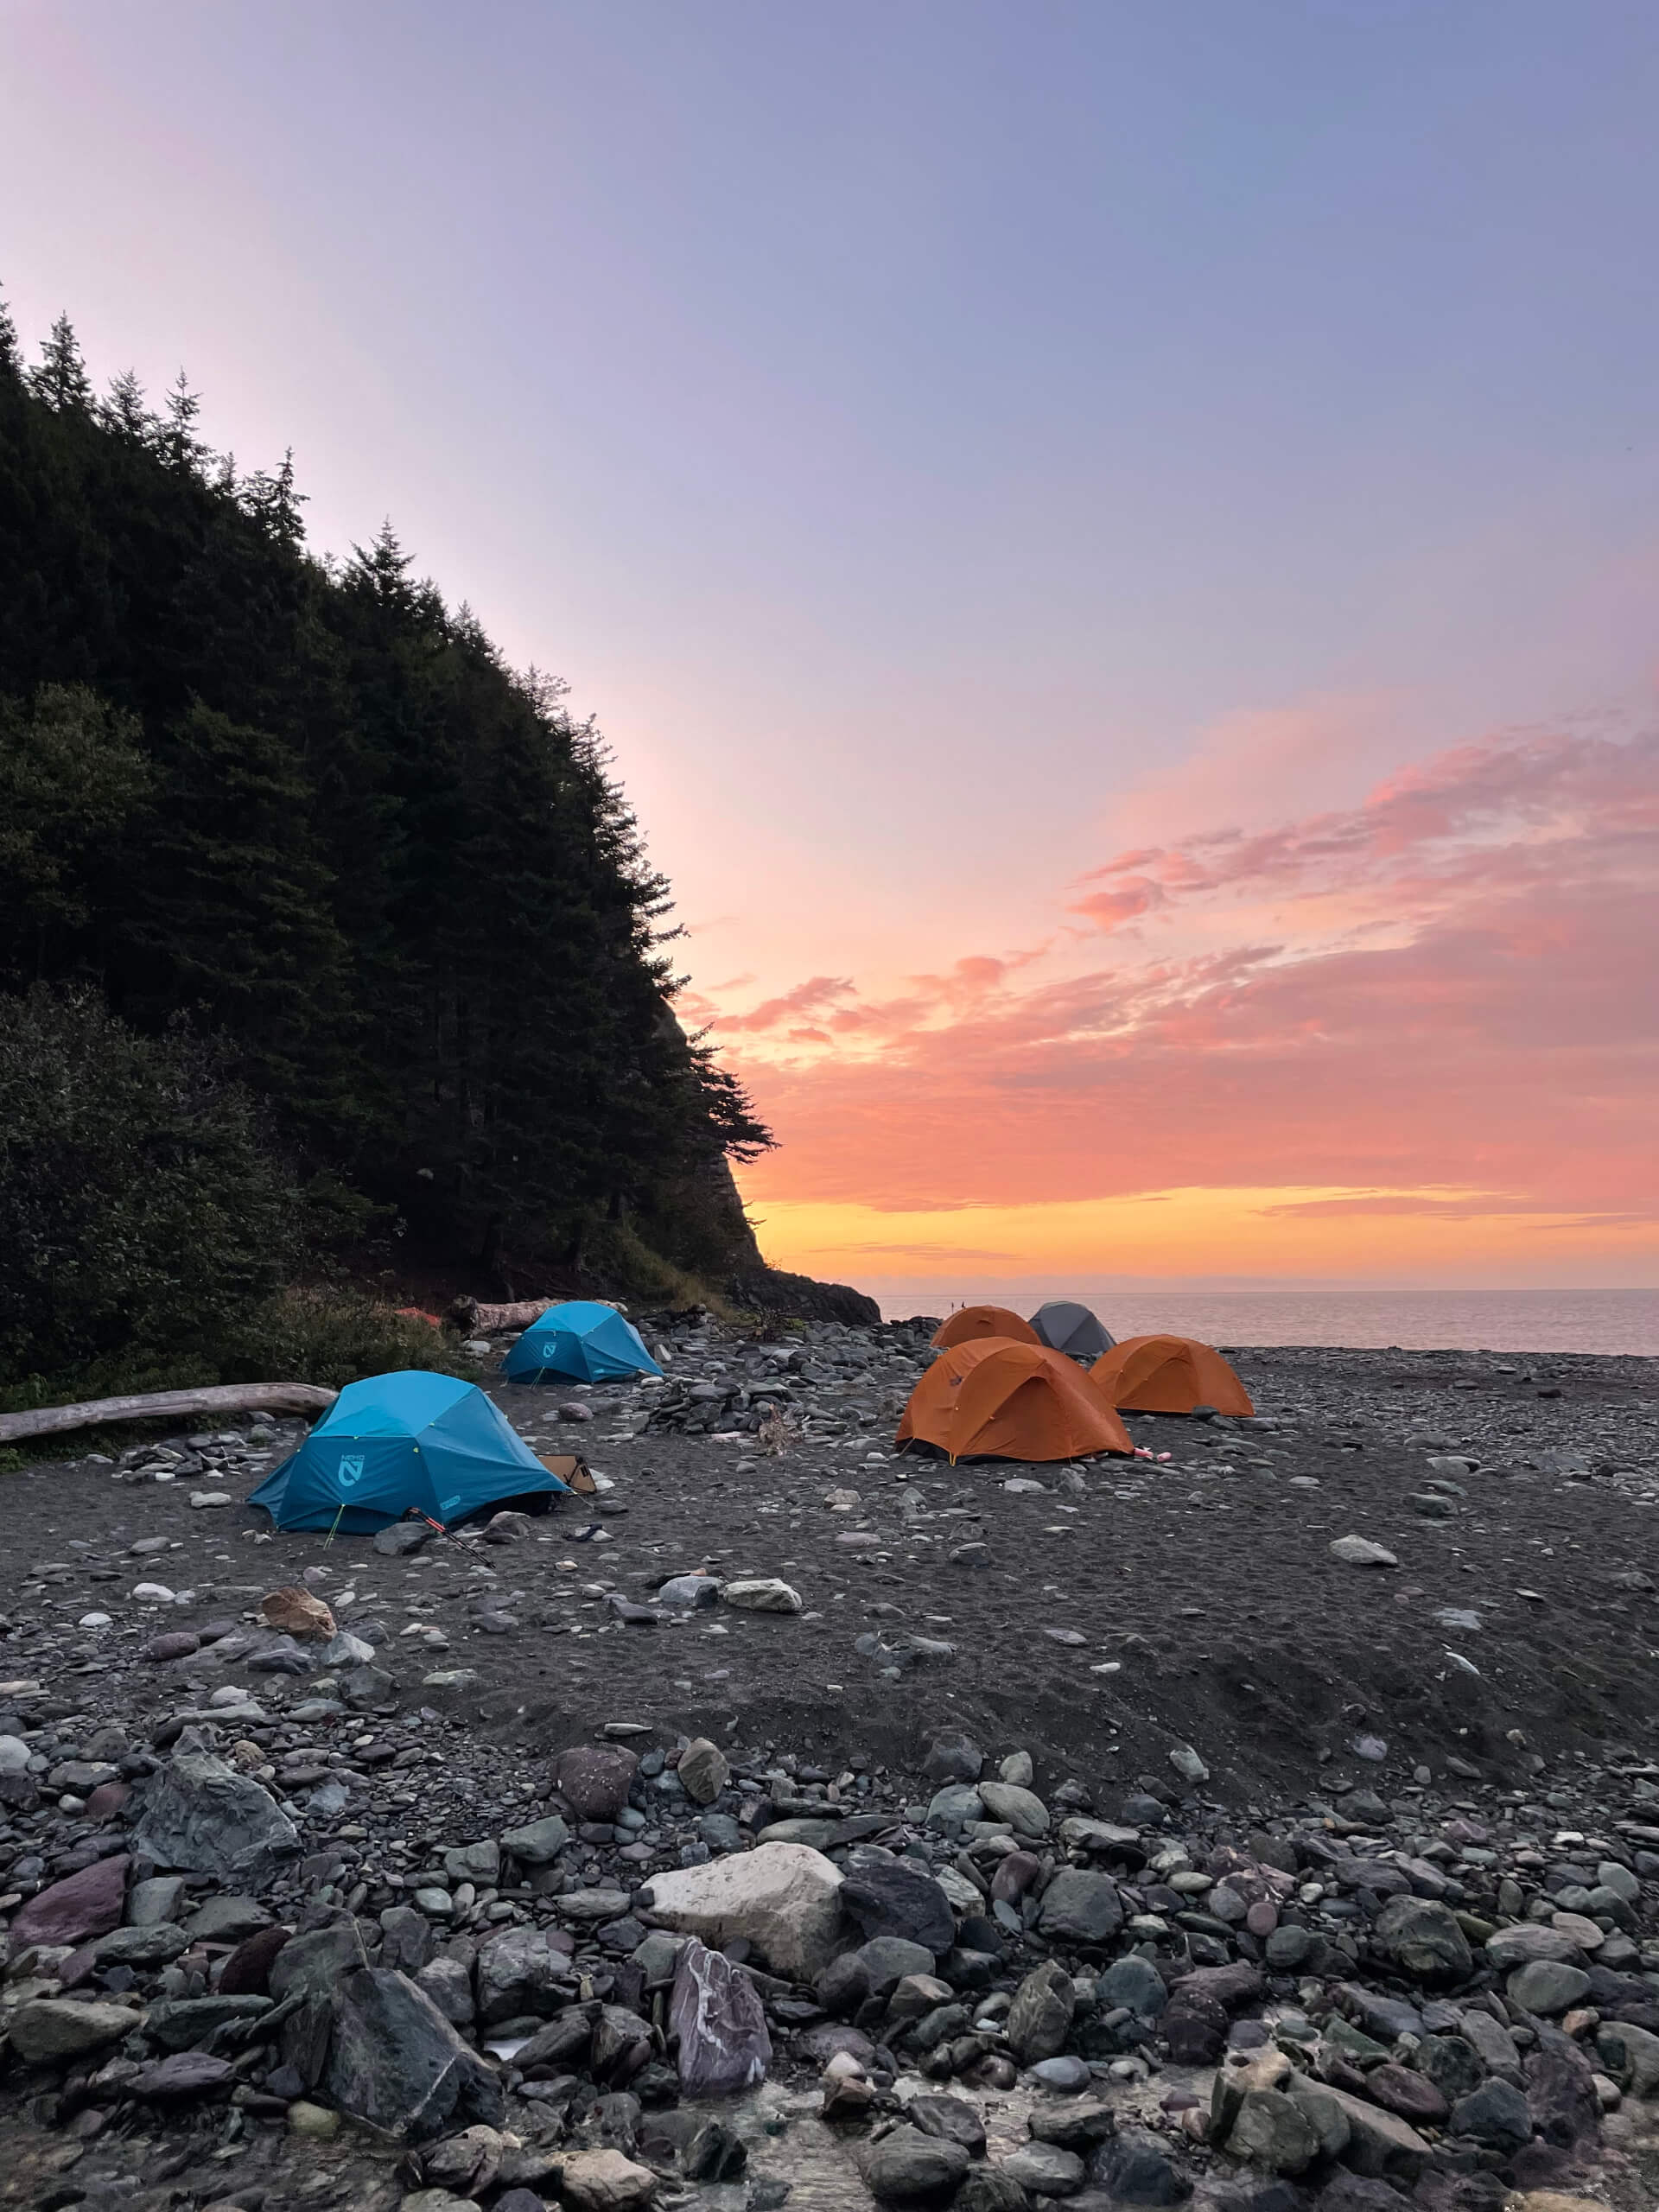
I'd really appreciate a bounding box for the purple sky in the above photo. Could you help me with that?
[4,3,1656,1284]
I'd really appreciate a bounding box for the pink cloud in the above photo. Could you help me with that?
[721,974,854,1033]
[728,725,1659,1225]
[1068,876,1167,932]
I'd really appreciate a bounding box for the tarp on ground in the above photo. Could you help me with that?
[931,1305,1041,1351]
[1030,1300,1115,1359]
[249,1369,572,1532]
[1087,1334,1254,1416]
[503,1300,664,1383]
[899,1338,1132,1462]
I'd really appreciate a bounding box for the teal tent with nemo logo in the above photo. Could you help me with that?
[249,1370,570,1532]
[503,1300,663,1383]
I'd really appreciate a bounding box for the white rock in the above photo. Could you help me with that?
[190,1491,233,1509]
[721,1578,803,1613]
[0,1735,30,1773]
[77,1612,113,1630]
[1168,1742,1210,1784]
[1328,1535,1398,1568]
[131,1582,176,1604]
[644,1840,844,1980]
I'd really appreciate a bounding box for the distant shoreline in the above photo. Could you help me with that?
[859,1283,1659,1357]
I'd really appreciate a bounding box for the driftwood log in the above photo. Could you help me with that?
[449,1297,558,1334]
[0,1381,338,1446]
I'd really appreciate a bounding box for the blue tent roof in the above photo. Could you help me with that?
[249,1370,571,1532]
[503,1300,664,1384]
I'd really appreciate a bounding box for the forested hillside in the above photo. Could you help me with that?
[0,292,784,1392]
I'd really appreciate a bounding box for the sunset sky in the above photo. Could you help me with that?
[4,3,1656,1292]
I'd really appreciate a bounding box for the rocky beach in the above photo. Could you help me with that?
[0,1315,1656,2212]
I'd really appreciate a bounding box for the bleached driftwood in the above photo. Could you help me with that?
[449,1297,558,1334]
[0,1381,337,1446]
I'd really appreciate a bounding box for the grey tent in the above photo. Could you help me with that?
[1030,1300,1115,1361]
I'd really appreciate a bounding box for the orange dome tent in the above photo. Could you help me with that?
[899,1338,1132,1462]
[931,1305,1040,1350]
[1087,1334,1254,1417]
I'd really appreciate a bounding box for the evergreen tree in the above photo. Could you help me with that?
[349,518,416,607]
[0,287,18,378]
[0,310,771,1301]
[241,448,306,547]
[159,368,207,471]
[26,314,92,410]
[125,700,360,1131]
[0,685,153,982]
[99,368,154,441]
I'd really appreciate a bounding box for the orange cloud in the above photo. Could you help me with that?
[1068,876,1167,931]
[722,723,1659,1272]
[721,974,854,1033]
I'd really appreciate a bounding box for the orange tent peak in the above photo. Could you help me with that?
[899,1338,1131,1462]
[931,1305,1041,1350]
[1088,1334,1254,1417]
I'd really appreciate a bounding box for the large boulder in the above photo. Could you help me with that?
[1284,2076,1430,2182]
[324,1967,505,2142]
[1007,1959,1074,2065]
[643,1842,844,1980]
[131,1752,299,1883]
[9,1854,129,1950]
[1226,2088,1319,2174]
[842,1858,957,1954]
[977,1781,1050,1836]
[8,1999,137,2063]
[923,1731,984,1783]
[269,1920,370,2000]
[1508,1961,1592,2017]
[1526,2023,1602,2146]
[860,2125,971,2203]
[676,1740,730,1805]
[551,2148,659,2211]
[474,1924,577,2023]
[670,1936,771,2096]
[1448,2077,1532,2153]
[1374,1895,1473,1986]
[1089,2128,1192,2202]
[500,1814,571,1865]
[1035,1868,1123,1947]
[1485,1924,1583,1970]
[554,1746,638,1822]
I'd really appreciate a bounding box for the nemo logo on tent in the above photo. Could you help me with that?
[337,1454,365,1488]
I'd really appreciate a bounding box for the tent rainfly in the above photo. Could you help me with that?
[899,1338,1132,1463]
[1029,1300,1115,1360]
[503,1300,664,1384]
[931,1305,1041,1351]
[250,1370,571,1532]
[1087,1334,1255,1417]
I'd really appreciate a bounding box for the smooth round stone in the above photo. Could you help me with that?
[1028,2055,1091,2092]
[1549,1910,1604,1952]
[1246,1900,1280,1937]
[77,1613,112,1630]
[1001,2141,1085,2195]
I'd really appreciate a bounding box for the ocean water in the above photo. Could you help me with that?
[864,1284,1659,1357]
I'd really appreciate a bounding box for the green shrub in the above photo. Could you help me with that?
[0,985,296,1383]
[224,1287,476,1392]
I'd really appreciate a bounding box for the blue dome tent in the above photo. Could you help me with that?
[250,1370,571,1533]
[503,1300,664,1384]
